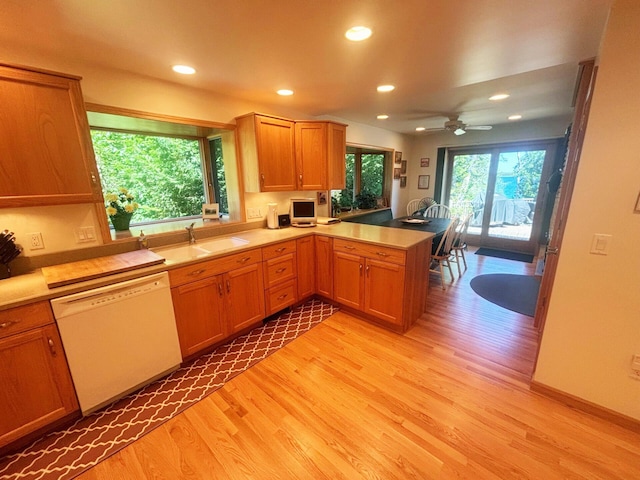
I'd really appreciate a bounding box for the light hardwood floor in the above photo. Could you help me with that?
[79,248,640,479]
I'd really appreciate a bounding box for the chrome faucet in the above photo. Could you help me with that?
[186,223,196,244]
[138,230,148,249]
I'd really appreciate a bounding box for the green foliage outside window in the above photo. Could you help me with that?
[91,131,205,222]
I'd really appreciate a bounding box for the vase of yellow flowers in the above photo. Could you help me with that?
[105,188,140,231]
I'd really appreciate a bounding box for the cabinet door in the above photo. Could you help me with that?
[295,122,327,190]
[364,259,405,326]
[315,235,333,298]
[255,115,296,191]
[333,251,363,310]
[0,65,101,207]
[171,276,226,359]
[327,122,347,190]
[296,236,315,299]
[0,324,79,448]
[225,262,266,334]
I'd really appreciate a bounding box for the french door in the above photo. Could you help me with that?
[445,140,558,254]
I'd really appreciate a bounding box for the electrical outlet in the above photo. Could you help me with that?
[29,232,45,250]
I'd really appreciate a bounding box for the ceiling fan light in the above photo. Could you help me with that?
[453,128,466,135]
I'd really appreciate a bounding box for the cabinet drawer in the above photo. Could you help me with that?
[262,240,297,261]
[265,279,297,316]
[169,248,262,286]
[264,253,297,288]
[333,239,406,265]
[0,301,54,339]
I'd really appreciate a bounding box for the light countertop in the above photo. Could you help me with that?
[0,222,434,310]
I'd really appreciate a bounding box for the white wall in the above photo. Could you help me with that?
[534,0,640,420]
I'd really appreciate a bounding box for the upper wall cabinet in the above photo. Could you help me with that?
[236,113,297,192]
[237,113,347,192]
[0,64,102,208]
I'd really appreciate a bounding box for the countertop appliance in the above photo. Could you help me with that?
[50,272,182,415]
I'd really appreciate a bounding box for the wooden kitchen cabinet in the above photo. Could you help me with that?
[262,240,298,315]
[236,113,296,192]
[295,121,347,191]
[171,277,226,358]
[296,236,315,300]
[170,249,265,359]
[331,238,430,332]
[0,64,102,208]
[237,113,347,192]
[0,301,79,449]
[315,235,333,298]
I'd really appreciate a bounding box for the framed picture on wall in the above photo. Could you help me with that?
[394,151,402,163]
[393,168,401,179]
[418,175,430,189]
[420,157,430,167]
[400,176,407,188]
[401,160,407,174]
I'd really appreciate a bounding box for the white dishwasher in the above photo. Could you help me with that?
[50,271,182,415]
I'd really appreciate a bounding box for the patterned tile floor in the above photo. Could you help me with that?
[0,300,337,480]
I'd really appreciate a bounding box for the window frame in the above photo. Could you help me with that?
[85,103,242,241]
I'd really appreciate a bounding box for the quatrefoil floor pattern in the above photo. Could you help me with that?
[0,299,338,480]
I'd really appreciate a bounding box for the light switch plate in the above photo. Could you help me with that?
[590,234,612,255]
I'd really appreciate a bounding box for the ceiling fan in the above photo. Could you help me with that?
[421,115,493,135]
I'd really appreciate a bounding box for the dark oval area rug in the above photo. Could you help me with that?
[470,274,541,317]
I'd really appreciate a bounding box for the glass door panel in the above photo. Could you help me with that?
[487,150,544,243]
[446,142,554,254]
[448,153,491,237]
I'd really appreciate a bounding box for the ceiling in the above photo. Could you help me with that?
[1,0,612,135]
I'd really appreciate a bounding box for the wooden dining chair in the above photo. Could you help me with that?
[429,216,460,289]
[450,213,472,276]
[424,203,452,219]
[406,198,423,216]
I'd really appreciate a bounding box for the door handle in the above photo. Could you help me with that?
[547,247,559,255]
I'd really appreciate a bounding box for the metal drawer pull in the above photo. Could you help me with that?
[47,337,57,356]
[277,293,288,301]
[276,267,286,274]
[0,320,18,329]
[366,265,370,276]
[226,280,231,293]
[359,263,363,275]
[275,247,286,253]
[218,283,223,296]
[188,269,206,276]
[376,252,389,257]
[344,245,356,250]
[237,256,251,264]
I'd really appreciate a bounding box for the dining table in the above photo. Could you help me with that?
[376,215,451,236]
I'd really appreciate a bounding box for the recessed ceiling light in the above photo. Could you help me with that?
[172,65,196,75]
[415,127,426,132]
[377,114,389,120]
[377,85,395,93]
[489,93,510,101]
[345,26,372,41]
[508,114,523,120]
[277,89,294,96]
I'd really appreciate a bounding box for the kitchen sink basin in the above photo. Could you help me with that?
[155,244,211,262]
[197,236,249,251]
[155,237,249,263]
